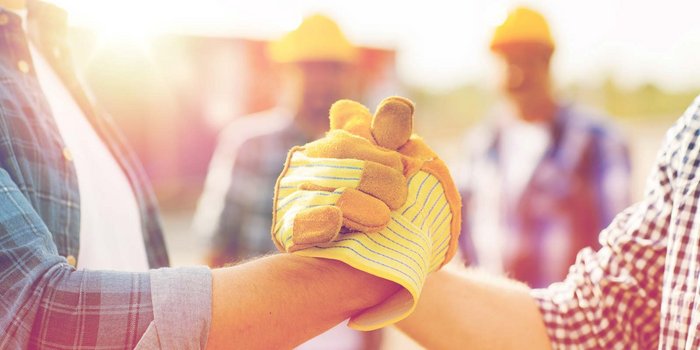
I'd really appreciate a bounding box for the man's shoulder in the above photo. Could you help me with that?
[460,110,504,157]
[676,95,700,131]
[659,95,700,156]
[214,108,294,153]
[561,104,626,141]
[219,108,294,141]
[563,104,612,126]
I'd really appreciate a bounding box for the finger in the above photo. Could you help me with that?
[304,131,404,173]
[283,152,407,209]
[336,188,391,232]
[274,188,390,252]
[279,151,365,192]
[356,161,408,210]
[275,189,342,224]
[273,190,344,252]
[395,137,437,178]
[291,206,343,250]
[329,99,374,141]
[371,96,414,150]
[279,187,391,232]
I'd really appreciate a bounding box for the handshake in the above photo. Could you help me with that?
[271,96,461,330]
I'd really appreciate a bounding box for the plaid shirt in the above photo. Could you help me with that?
[194,109,310,264]
[0,3,210,349]
[459,105,631,287]
[531,96,700,349]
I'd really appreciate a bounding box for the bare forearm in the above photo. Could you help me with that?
[207,254,399,349]
[397,268,552,350]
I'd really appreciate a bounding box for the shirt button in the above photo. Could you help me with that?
[66,255,77,267]
[17,60,30,73]
[62,147,73,161]
[0,14,9,26]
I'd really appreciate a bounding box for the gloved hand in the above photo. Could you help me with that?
[271,97,461,330]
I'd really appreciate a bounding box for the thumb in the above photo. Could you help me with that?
[371,96,414,150]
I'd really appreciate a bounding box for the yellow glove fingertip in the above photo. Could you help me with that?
[329,99,373,140]
[372,96,414,150]
[336,188,391,232]
[290,206,343,250]
[357,161,408,210]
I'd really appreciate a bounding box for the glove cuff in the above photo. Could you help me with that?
[293,214,431,330]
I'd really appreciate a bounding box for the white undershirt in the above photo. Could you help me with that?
[500,118,551,200]
[30,43,150,272]
[470,116,552,275]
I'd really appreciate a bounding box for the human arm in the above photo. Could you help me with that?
[397,268,551,350]
[207,254,398,350]
[0,165,399,349]
[398,169,666,349]
[396,101,699,349]
[0,167,210,349]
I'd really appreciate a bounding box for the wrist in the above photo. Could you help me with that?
[295,255,400,312]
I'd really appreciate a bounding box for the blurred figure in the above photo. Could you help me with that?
[458,7,631,287]
[193,14,381,350]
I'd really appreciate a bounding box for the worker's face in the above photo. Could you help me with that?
[496,44,552,121]
[296,61,357,122]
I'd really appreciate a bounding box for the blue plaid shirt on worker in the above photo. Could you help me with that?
[531,95,700,349]
[0,2,211,349]
[194,108,310,266]
[458,105,631,287]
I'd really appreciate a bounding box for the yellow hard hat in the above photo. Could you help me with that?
[268,14,357,63]
[490,7,554,52]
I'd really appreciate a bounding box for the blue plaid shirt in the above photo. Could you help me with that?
[0,2,211,348]
[194,109,310,266]
[458,105,631,287]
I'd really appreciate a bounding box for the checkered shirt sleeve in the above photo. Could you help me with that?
[0,169,212,349]
[530,97,700,349]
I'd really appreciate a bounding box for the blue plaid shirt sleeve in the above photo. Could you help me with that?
[0,168,212,349]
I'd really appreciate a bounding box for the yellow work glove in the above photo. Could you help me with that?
[271,97,461,330]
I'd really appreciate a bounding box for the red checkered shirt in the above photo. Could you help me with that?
[531,96,700,349]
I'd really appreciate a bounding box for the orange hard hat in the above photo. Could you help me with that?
[490,7,555,53]
[268,14,357,63]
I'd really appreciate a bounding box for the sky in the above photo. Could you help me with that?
[56,0,700,92]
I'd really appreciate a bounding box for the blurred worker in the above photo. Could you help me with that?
[458,7,631,287]
[193,14,381,350]
[0,1,407,349]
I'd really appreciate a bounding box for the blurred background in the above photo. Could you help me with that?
[53,0,700,348]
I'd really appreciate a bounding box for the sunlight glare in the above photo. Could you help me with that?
[59,0,171,47]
